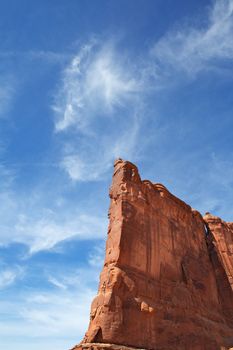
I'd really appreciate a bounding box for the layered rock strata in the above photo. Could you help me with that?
[73,159,233,350]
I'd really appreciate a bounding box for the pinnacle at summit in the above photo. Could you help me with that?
[73,160,233,350]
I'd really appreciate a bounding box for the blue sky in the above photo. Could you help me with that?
[0,0,233,349]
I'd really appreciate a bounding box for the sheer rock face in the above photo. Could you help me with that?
[204,213,233,290]
[75,160,233,350]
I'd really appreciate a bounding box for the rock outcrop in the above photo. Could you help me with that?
[73,159,233,350]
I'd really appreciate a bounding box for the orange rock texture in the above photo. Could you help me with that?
[73,159,233,350]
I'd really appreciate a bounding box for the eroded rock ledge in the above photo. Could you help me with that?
[72,159,233,350]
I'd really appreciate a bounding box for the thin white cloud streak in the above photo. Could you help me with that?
[0,165,107,254]
[0,266,24,289]
[0,200,107,254]
[53,41,144,182]
[0,288,93,339]
[0,248,104,349]
[48,276,67,290]
[15,212,107,254]
[46,263,101,292]
[0,263,102,349]
[151,0,233,76]
[0,240,104,348]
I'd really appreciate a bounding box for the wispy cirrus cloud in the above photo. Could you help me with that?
[0,287,94,344]
[53,41,141,132]
[48,276,67,290]
[0,265,24,289]
[0,197,107,254]
[151,0,233,77]
[53,1,233,183]
[53,40,144,182]
[0,163,107,254]
[0,260,102,349]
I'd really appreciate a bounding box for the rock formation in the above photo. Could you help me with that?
[72,159,233,350]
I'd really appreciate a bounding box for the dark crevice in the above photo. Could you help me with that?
[203,220,233,325]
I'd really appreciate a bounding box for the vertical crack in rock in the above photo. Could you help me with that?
[72,159,233,350]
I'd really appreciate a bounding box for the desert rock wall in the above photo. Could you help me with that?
[74,159,233,350]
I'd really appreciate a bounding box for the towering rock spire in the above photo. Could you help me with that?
[73,159,233,350]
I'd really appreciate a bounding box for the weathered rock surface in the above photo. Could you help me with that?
[73,159,233,350]
[204,213,233,291]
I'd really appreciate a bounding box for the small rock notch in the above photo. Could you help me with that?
[73,159,233,350]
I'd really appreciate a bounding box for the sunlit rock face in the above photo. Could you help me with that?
[73,159,233,350]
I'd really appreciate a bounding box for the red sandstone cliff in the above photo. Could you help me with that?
[73,159,233,350]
